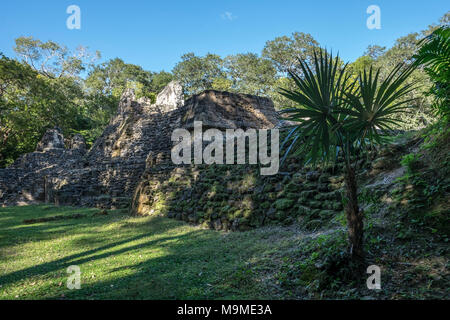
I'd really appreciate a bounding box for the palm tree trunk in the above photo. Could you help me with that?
[344,163,364,260]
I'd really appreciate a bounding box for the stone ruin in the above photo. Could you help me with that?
[0,127,87,206]
[0,81,280,210]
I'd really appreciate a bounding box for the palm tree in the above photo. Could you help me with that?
[413,26,450,119]
[279,50,416,260]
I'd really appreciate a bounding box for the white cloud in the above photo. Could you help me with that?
[221,11,236,21]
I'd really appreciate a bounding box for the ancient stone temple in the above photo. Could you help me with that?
[0,81,279,209]
[0,128,87,206]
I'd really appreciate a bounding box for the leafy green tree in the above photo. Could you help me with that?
[3,36,177,166]
[2,36,109,166]
[150,71,174,93]
[365,45,386,60]
[377,33,420,69]
[268,76,297,110]
[85,58,162,124]
[224,53,277,96]
[0,54,89,166]
[211,77,233,92]
[11,36,112,150]
[85,58,153,97]
[262,32,319,75]
[440,12,450,25]
[14,36,99,78]
[373,33,434,128]
[280,51,416,259]
[262,33,330,110]
[0,54,39,165]
[348,56,375,76]
[172,53,225,96]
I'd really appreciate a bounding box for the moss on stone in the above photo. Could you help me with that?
[309,200,322,209]
[300,190,316,199]
[274,199,295,210]
[319,210,335,219]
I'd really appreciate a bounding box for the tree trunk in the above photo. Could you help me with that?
[344,164,364,260]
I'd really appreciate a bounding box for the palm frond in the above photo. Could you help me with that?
[278,48,416,167]
[278,49,352,165]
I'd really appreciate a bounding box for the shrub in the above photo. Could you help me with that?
[401,153,422,173]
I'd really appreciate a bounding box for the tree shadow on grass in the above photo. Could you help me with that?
[44,228,271,300]
[0,206,195,288]
[0,230,197,289]
[0,203,294,300]
[0,205,181,249]
[1,205,278,299]
[0,206,114,250]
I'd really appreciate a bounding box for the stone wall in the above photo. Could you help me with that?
[0,81,281,211]
[130,155,352,231]
[182,90,279,130]
[43,82,188,208]
[0,131,86,206]
[128,140,397,231]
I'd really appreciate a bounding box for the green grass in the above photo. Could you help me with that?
[1,203,447,300]
[0,204,320,300]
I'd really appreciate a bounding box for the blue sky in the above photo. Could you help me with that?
[1,0,448,72]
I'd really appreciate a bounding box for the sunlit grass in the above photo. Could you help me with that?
[0,205,305,300]
[1,203,446,299]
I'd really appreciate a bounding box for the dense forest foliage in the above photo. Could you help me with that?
[0,13,448,168]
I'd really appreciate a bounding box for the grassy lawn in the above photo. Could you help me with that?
[0,204,324,300]
[1,204,447,300]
